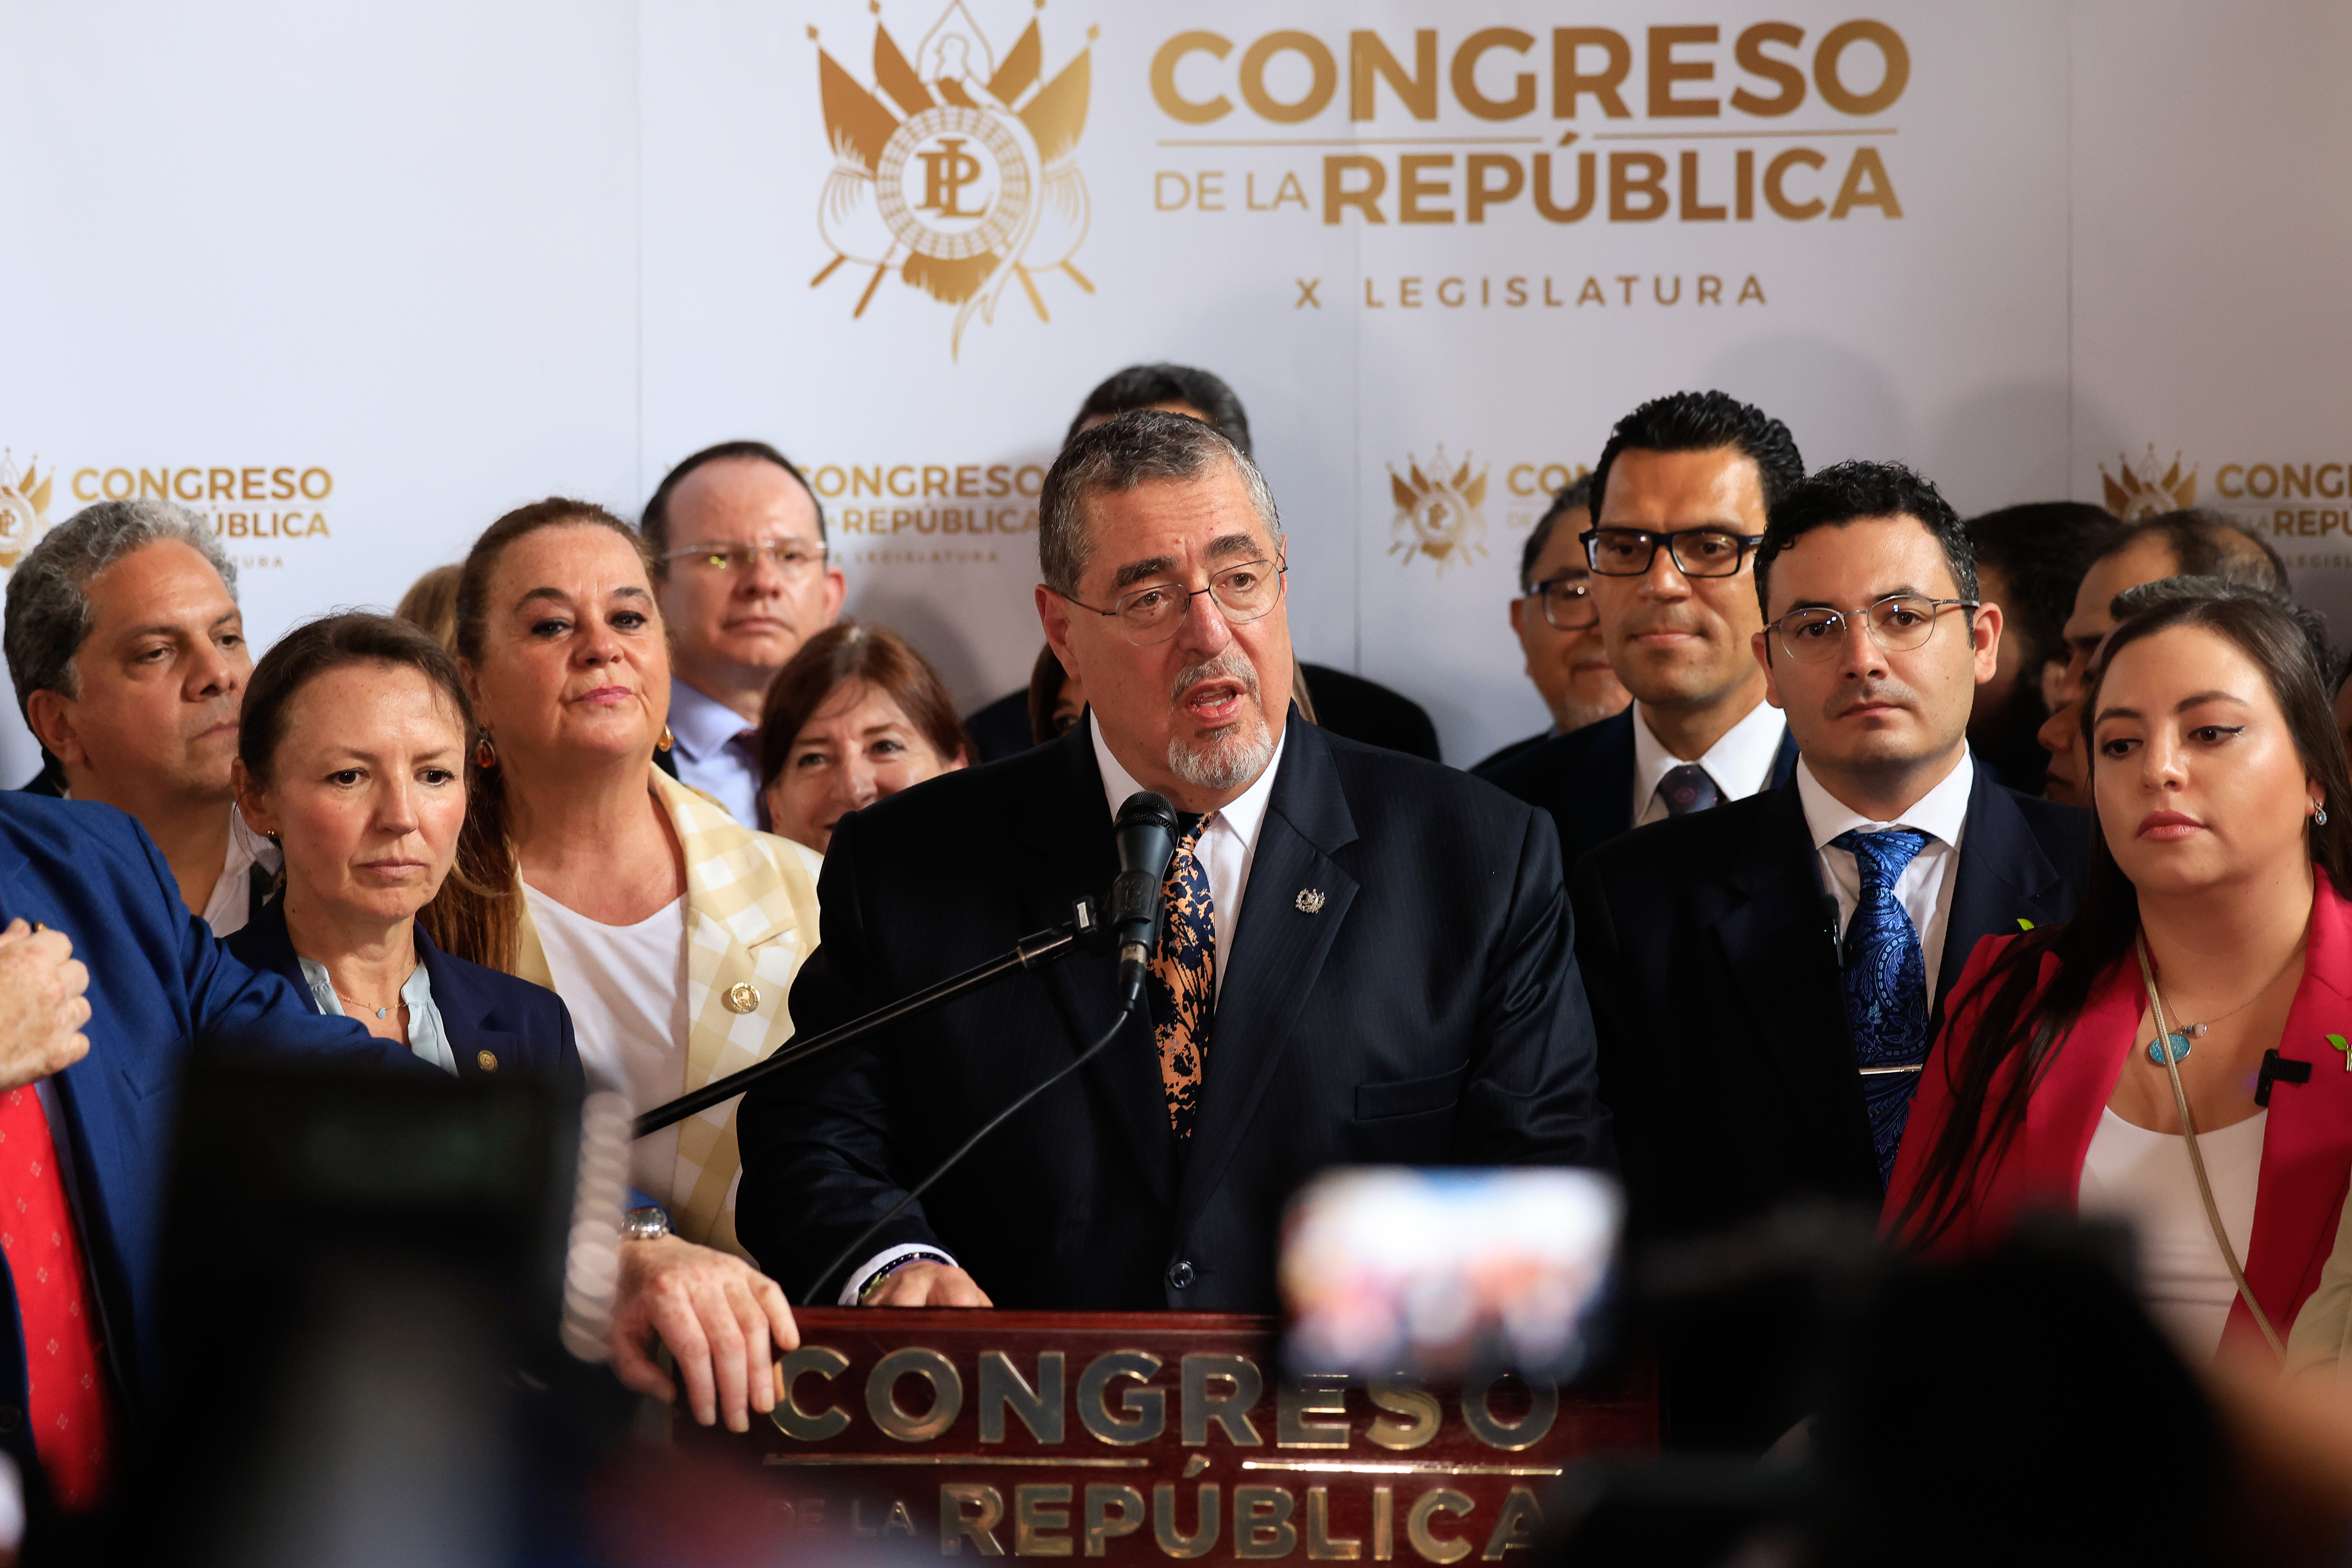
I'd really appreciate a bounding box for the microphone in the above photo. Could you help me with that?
[1110,791,1179,1003]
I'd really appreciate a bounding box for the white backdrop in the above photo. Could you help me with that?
[2,1,2346,776]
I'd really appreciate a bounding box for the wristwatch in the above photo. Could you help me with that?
[624,1205,672,1242]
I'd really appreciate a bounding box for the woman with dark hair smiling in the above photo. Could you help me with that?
[758,622,971,856]
[1889,584,2352,1363]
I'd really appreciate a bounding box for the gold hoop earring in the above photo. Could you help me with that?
[475,735,497,769]
[658,724,675,753]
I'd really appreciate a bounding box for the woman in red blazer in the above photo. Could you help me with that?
[1887,583,2352,1364]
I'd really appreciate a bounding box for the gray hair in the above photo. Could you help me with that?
[1038,409,1281,597]
[5,499,238,715]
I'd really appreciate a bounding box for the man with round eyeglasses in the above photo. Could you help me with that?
[737,409,1610,1313]
[1487,390,1805,874]
[642,440,848,826]
[1476,475,1632,776]
[1568,459,2091,1452]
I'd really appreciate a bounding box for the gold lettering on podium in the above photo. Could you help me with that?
[1014,1484,1075,1556]
[942,1483,1006,1555]
[1366,1383,1441,1450]
[869,1348,963,1442]
[1082,1484,1147,1555]
[1306,1486,1363,1560]
[775,1346,852,1440]
[1235,1485,1299,1557]
[1180,1354,1265,1446]
[980,1351,1066,1444]
[1406,1489,1474,1563]
[1078,1352,1167,1445]
[1153,1483,1220,1558]
[1278,1377,1352,1449]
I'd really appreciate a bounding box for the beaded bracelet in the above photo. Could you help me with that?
[857,1250,954,1303]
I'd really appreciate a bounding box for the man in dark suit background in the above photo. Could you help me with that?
[1472,475,1630,776]
[1487,391,1805,872]
[1572,460,2091,1450]
[738,410,1609,1312]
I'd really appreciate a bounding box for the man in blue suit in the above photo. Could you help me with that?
[1571,461,2091,1451]
[1486,391,1806,873]
[0,789,416,1544]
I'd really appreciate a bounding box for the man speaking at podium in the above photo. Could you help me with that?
[736,411,1609,1311]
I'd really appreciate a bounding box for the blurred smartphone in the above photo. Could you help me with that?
[1279,1167,1622,1382]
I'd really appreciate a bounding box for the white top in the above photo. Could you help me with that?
[296,953,458,1077]
[1630,696,1788,828]
[1798,750,1975,1002]
[523,885,690,1201]
[2078,1106,2268,1361]
[666,677,765,829]
[1090,711,1287,1001]
[61,793,280,937]
[844,712,1292,1305]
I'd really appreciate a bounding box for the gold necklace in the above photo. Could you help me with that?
[335,971,415,1021]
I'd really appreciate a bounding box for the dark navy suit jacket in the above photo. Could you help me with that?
[228,897,584,1086]
[1484,706,1802,878]
[0,793,420,1506]
[738,713,1611,1311]
[1569,766,2091,1449]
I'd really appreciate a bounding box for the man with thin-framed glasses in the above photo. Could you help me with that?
[1569,459,2091,1453]
[1475,475,1631,776]
[739,409,1610,1314]
[1486,390,1805,873]
[641,440,848,827]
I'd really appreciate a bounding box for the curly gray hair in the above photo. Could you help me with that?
[4,499,239,715]
[1037,409,1281,597]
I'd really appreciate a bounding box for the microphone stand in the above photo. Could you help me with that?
[631,896,1106,1139]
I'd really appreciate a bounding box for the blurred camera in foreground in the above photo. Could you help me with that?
[1280,1167,1622,1382]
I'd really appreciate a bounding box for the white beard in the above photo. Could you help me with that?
[1166,647,1275,792]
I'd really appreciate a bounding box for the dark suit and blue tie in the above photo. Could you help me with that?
[1570,458,2097,1450]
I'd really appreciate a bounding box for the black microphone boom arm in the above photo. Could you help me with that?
[631,896,1105,1139]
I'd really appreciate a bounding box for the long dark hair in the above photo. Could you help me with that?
[1896,587,2352,1244]
[423,498,656,973]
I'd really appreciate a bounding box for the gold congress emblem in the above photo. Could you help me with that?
[810,1,1094,359]
[0,451,53,573]
[1388,448,1491,578]
[2100,445,2198,520]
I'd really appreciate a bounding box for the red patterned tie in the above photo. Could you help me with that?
[0,1087,113,1512]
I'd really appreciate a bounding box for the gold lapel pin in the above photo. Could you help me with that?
[476,1050,498,1073]
[724,982,762,1014]
[1295,889,1326,915]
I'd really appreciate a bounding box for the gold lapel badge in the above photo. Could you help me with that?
[476,1050,498,1073]
[725,982,762,1015]
[1295,888,1326,915]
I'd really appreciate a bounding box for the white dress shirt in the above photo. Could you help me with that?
[1797,749,1975,1001]
[1089,712,1287,1000]
[666,678,765,829]
[62,789,281,938]
[296,953,459,1077]
[842,713,1293,1303]
[1631,697,1788,828]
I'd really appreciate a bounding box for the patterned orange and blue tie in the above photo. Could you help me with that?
[1149,813,1217,1140]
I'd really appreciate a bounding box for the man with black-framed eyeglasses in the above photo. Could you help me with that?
[1568,459,2091,1452]
[1476,476,1631,776]
[641,440,848,827]
[1487,390,1805,872]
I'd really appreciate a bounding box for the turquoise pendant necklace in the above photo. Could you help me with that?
[2142,938,2310,1064]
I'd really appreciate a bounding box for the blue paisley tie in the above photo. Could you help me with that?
[1833,827,1931,1186]
[1149,813,1217,1141]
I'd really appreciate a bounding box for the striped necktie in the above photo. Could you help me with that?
[1148,813,1217,1141]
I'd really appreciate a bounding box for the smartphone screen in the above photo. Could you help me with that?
[1278,1167,1622,1382]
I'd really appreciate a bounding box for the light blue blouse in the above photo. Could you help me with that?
[296,955,459,1077]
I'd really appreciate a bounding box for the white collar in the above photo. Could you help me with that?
[1795,747,1976,851]
[1630,694,1787,804]
[1089,711,1285,846]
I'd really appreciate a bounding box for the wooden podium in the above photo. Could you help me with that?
[676,1309,1656,1560]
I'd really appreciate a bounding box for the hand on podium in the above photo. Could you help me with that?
[612,1234,800,1432]
[863,1260,993,1308]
